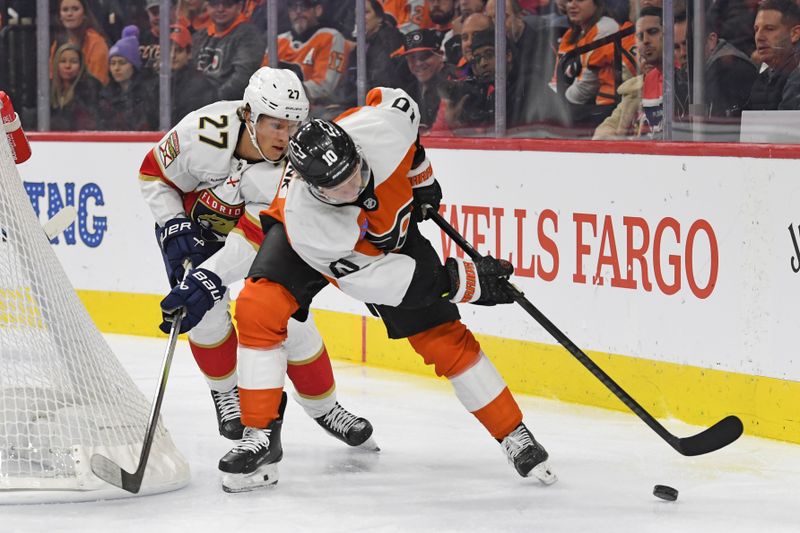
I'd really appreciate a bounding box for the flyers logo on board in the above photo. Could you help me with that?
[159,131,180,169]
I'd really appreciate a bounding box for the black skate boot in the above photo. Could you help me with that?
[218,392,287,493]
[499,422,557,485]
[315,402,379,451]
[210,386,245,440]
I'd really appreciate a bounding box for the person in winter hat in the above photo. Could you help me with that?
[109,25,142,71]
[100,25,158,130]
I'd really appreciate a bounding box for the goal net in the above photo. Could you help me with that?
[0,128,189,503]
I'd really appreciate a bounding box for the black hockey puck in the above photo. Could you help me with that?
[653,484,678,501]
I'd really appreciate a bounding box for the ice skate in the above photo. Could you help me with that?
[218,393,286,493]
[315,402,379,451]
[499,422,557,485]
[210,386,245,440]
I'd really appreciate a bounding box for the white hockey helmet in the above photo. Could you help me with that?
[243,66,309,123]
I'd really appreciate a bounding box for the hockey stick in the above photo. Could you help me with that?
[426,208,743,456]
[90,264,190,493]
[42,205,77,240]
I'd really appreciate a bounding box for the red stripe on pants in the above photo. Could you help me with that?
[189,328,237,379]
[287,347,335,398]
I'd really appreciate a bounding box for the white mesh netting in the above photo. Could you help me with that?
[0,128,189,503]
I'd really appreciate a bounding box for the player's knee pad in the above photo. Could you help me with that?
[284,315,324,361]
[235,278,299,349]
[407,320,481,378]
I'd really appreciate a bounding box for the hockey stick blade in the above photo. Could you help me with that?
[90,304,185,493]
[42,205,77,240]
[90,453,143,493]
[426,208,744,456]
[674,415,744,456]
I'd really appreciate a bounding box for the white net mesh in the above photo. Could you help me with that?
[0,126,189,502]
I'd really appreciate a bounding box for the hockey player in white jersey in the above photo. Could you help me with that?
[139,68,377,490]
[222,86,556,491]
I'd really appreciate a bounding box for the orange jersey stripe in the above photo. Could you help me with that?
[239,387,284,428]
[471,387,523,440]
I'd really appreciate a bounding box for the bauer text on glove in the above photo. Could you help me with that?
[159,217,215,286]
[160,268,226,333]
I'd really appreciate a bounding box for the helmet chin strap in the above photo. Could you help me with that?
[246,117,285,164]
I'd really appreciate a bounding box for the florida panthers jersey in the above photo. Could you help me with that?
[265,87,435,307]
[139,100,283,284]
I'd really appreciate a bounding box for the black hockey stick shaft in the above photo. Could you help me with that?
[91,264,190,493]
[90,312,183,493]
[427,209,743,456]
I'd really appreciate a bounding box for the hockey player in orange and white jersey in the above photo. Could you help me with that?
[271,0,349,106]
[215,86,556,492]
[139,67,377,472]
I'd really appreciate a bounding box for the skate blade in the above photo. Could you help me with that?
[530,461,557,486]
[221,463,279,493]
[356,436,380,452]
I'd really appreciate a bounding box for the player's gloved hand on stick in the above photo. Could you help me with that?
[159,217,214,286]
[159,268,226,333]
[445,256,515,306]
[412,179,442,222]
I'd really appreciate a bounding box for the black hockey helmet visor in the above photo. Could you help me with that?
[288,118,360,189]
[307,153,371,205]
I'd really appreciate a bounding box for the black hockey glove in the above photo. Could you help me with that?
[411,179,442,222]
[159,268,226,334]
[159,217,214,286]
[444,256,515,306]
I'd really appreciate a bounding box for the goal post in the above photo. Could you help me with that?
[0,105,189,503]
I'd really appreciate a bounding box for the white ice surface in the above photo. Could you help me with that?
[3,334,799,533]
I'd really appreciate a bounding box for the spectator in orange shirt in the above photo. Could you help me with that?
[271,0,350,115]
[550,0,635,108]
[194,0,265,100]
[51,0,110,85]
[381,0,432,33]
[50,43,102,130]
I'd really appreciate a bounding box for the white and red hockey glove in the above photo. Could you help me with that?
[444,256,515,306]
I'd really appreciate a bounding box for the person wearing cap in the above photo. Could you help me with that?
[268,0,350,116]
[169,23,217,125]
[98,25,158,130]
[397,28,454,130]
[193,0,265,101]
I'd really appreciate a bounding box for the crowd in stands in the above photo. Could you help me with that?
[2,0,800,139]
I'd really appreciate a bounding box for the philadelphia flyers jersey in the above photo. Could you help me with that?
[266,87,435,307]
[273,27,349,102]
[139,100,283,284]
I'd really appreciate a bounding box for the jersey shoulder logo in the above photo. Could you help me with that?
[159,131,180,169]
